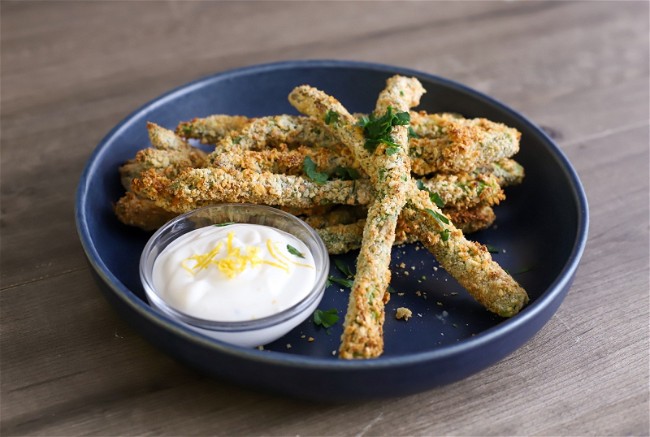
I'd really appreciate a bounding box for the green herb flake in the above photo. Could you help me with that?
[328,275,354,288]
[287,244,305,258]
[407,126,419,139]
[313,308,339,328]
[416,180,445,208]
[324,110,340,125]
[232,136,242,145]
[333,259,354,278]
[213,222,234,227]
[386,145,400,156]
[426,208,450,225]
[430,191,445,208]
[357,106,410,153]
[303,156,329,185]
[440,228,450,241]
[393,111,410,125]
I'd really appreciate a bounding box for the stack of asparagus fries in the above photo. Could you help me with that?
[116,76,528,359]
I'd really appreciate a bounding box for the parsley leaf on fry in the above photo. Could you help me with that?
[357,106,410,154]
[303,156,328,184]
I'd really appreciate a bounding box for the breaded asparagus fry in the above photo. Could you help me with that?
[290,76,425,359]
[420,172,504,210]
[210,143,358,176]
[131,167,374,213]
[182,114,342,150]
[114,192,177,231]
[119,123,208,189]
[120,147,207,190]
[403,189,527,317]
[484,158,525,187]
[445,205,496,234]
[409,112,521,174]
[290,82,528,328]
[131,157,509,214]
[176,115,250,144]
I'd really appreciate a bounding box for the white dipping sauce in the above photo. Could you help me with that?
[152,223,316,321]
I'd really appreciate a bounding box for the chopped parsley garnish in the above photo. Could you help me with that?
[416,180,445,208]
[426,208,450,225]
[287,244,305,258]
[429,191,445,208]
[303,156,328,184]
[324,110,340,125]
[357,106,410,154]
[333,258,355,278]
[213,222,234,227]
[385,145,400,156]
[440,228,451,241]
[313,308,339,328]
[328,275,354,288]
[232,136,242,145]
[407,126,419,139]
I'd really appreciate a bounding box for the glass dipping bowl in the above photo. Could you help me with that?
[140,204,330,348]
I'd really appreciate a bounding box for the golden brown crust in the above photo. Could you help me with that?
[409,112,521,174]
[113,192,176,231]
[131,167,374,213]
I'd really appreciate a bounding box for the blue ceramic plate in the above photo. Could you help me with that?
[76,60,588,400]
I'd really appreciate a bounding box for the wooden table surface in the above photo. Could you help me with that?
[2,1,648,435]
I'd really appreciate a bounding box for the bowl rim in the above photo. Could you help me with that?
[75,59,589,370]
[139,203,329,331]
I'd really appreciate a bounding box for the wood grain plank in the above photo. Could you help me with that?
[1,0,648,435]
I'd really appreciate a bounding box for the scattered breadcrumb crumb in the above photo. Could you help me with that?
[395,307,413,321]
[308,337,315,342]
[257,346,264,350]
[286,344,292,349]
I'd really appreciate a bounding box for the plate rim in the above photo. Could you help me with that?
[75,59,589,371]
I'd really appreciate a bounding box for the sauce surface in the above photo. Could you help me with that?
[152,223,316,321]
